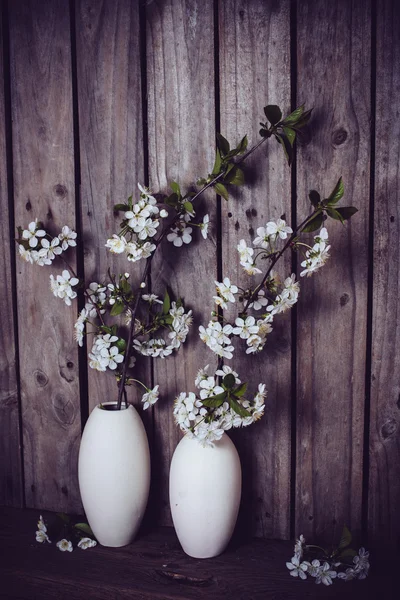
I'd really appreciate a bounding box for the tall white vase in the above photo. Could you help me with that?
[169,434,241,558]
[78,402,150,547]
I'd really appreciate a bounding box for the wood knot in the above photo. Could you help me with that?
[234,220,240,231]
[26,199,32,211]
[34,369,48,388]
[340,292,350,306]
[245,208,252,218]
[249,226,254,236]
[251,208,257,217]
[381,418,397,440]
[61,485,68,496]
[228,212,233,218]
[53,184,67,198]
[390,216,395,223]
[332,128,348,146]
[52,394,76,425]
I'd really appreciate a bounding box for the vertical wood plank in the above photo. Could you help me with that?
[0,2,23,506]
[10,0,81,511]
[219,0,292,539]
[369,0,400,551]
[76,0,146,414]
[296,0,370,542]
[147,0,216,525]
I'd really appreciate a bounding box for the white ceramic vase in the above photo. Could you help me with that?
[78,402,150,547]
[169,434,241,558]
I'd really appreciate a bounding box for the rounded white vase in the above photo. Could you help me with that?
[169,434,241,558]
[78,402,150,547]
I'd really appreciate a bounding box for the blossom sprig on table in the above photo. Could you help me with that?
[35,514,97,552]
[286,526,370,585]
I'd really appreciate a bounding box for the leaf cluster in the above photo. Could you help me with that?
[197,134,248,201]
[260,104,313,166]
[201,373,251,417]
[302,177,358,232]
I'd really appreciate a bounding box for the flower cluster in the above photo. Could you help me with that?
[300,228,330,277]
[18,221,77,266]
[35,515,97,552]
[133,301,193,358]
[173,365,266,446]
[105,184,166,262]
[50,270,79,306]
[89,334,125,372]
[286,531,370,585]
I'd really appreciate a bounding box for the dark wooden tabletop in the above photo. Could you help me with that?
[0,507,395,600]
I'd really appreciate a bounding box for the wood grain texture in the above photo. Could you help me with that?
[0,506,396,600]
[295,0,370,542]
[0,5,23,506]
[76,0,147,414]
[369,0,400,552]
[219,0,292,539]
[146,0,216,525]
[9,0,81,512]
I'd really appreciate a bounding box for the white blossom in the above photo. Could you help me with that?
[40,237,62,261]
[77,537,97,550]
[18,244,33,263]
[56,539,73,552]
[58,226,77,250]
[286,555,309,580]
[201,214,209,239]
[253,226,271,250]
[74,308,88,347]
[266,218,292,240]
[142,293,163,305]
[141,385,160,410]
[248,290,269,310]
[22,220,46,248]
[232,316,259,340]
[50,270,79,306]
[105,234,127,254]
[315,562,337,586]
[36,530,51,543]
[167,226,193,247]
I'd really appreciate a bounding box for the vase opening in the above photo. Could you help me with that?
[99,402,129,411]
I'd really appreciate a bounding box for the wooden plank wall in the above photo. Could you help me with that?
[0,0,399,551]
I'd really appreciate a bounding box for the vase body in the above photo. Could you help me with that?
[169,434,241,558]
[78,402,150,547]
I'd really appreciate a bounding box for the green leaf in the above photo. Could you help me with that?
[302,212,324,232]
[165,193,179,207]
[334,206,358,221]
[113,203,129,212]
[263,105,282,126]
[162,289,171,315]
[115,338,126,352]
[229,397,251,417]
[121,278,131,294]
[309,190,321,208]
[326,207,345,224]
[282,104,305,125]
[233,382,247,398]
[216,133,230,156]
[170,181,181,196]
[237,134,248,154]
[74,522,95,537]
[224,166,245,186]
[212,148,222,176]
[275,133,293,166]
[338,548,357,560]
[127,194,133,210]
[283,126,296,147]
[201,392,227,408]
[56,512,71,524]
[110,301,125,316]
[338,524,352,550]
[184,201,195,215]
[223,373,236,389]
[327,177,344,205]
[293,108,313,129]
[214,182,229,201]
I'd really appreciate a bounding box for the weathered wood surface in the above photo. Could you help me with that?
[147,0,217,525]
[0,4,23,506]
[75,0,147,415]
[9,0,81,512]
[369,0,400,551]
[295,0,371,541]
[1,507,395,600]
[219,0,292,539]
